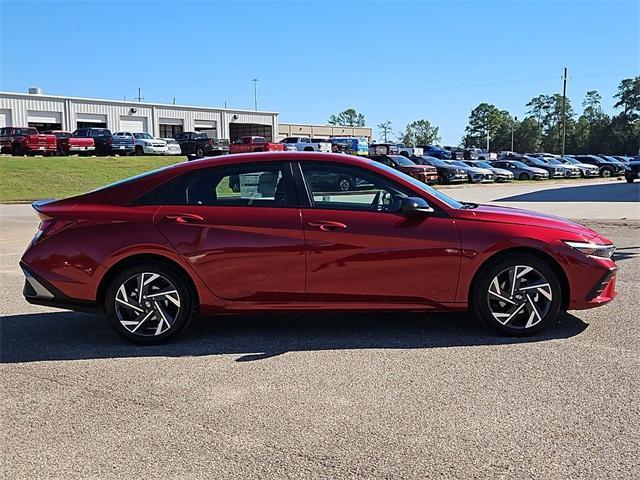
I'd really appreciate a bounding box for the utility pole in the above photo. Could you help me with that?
[252,79,258,111]
[561,67,568,156]
[511,116,517,151]
[172,97,176,105]
[486,127,490,151]
[135,88,143,103]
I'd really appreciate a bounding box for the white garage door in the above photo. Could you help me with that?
[0,109,11,128]
[27,110,62,124]
[119,116,148,133]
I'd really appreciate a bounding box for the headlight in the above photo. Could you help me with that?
[563,241,616,258]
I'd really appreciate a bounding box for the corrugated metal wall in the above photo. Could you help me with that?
[0,92,279,140]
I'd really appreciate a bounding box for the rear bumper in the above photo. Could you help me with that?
[111,145,135,153]
[21,263,98,313]
[68,145,95,152]
[26,145,56,152]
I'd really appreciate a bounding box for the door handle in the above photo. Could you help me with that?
[308,221,347,232]
[164,213,204,224]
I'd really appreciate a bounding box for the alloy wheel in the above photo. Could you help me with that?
[114,272,181,336]
[486,265,553,330]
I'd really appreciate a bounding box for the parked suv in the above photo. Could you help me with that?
[415,156,467,184]
[556,156,600,178]
[367,154,438,184]
[0,127,57,156]
[73,128,113,155]
[110,132,137,155]
[280,136,331,152]
[520,156,566,178]
[624,161,640,183]
[572,155,624,177]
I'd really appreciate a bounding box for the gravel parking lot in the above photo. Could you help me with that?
[1,182,639,479]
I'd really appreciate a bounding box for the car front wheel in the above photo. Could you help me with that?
[104,263,195,344]
[471,254,562,336]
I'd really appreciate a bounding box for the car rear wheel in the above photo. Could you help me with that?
[337,176,353,191]
[135,146,144,156]
[519,172,529,180]
[195,148,204,157]
[471,254,562,336]
[601,168,612,177]
[104,263,195,344]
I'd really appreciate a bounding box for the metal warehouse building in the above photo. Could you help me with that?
[0,89,373,143]
[0,90,279,142]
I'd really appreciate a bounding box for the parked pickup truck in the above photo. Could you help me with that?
[0,127,57,156]
[42,130,94,155]
[73,128,113,155]
[229,136,285,154]
[395,143,424,158]
[280,136,331,152]
[175,131,229,157]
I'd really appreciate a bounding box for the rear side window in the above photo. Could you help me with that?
[176,163,294,207]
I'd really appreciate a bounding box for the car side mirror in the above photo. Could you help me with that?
[400,197,434,216]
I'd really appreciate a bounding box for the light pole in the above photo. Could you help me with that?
[252,78,258,111]
[486,127,490,152]
[511,116,517,151]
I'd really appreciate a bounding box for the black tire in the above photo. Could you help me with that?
[104,262,196,345]
[195,148,204,157]
[627,177,634,183]
[471,254,562,336]
[11,143,23,156]
[519,172,530,180]
[303,147,314,151]
[135,146,144,156]
[601,168,612,178]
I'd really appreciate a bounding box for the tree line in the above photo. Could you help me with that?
[328,76,639,154]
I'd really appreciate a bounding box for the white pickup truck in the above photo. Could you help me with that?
[280,136,332,152]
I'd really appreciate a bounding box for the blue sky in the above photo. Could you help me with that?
[1,0,638,144]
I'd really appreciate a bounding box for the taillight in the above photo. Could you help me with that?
[208,139,213,145]
[33,219,74,243]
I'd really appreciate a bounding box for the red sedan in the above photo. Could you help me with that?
[20,152,617,344]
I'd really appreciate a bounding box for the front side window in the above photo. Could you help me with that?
[183,163,292,207]
[300,163,411,212]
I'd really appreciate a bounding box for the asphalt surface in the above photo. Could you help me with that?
[1,183,639,479]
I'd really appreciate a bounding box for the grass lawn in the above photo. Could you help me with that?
[0,155,187,202]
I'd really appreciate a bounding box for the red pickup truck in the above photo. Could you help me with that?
[42,130,95,156]
[228,136,285,154]
[0,127,57,156]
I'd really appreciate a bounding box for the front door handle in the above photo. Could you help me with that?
[164,213,204,224]
[308,221,347,232]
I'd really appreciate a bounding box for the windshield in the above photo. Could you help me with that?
[510,161,530,169]
[528,157,546,165]
[54,132,71,139]
[422,157,445,166]
[449,161,468,168]
[474,161,492,169]
[373,162,463,209]
[133,133,152,139]
[563,157,580,164]
[546,159,562,165]
[390,155,415,166]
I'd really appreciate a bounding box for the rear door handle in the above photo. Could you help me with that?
[308,221,347,232]
[164,213,204,224]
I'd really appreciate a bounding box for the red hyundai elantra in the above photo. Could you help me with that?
[21,152,617,344]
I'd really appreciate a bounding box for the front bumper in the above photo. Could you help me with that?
[142,145,169,154]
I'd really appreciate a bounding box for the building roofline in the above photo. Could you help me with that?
[0,91,279,115]
[280,121,371,129]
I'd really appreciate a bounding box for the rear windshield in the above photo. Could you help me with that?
[14,128,38,136]
[54,132,71,139]
[90,129,111,136]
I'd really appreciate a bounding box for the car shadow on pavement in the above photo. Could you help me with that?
[0,310,588,364]
[496,182,640,203]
